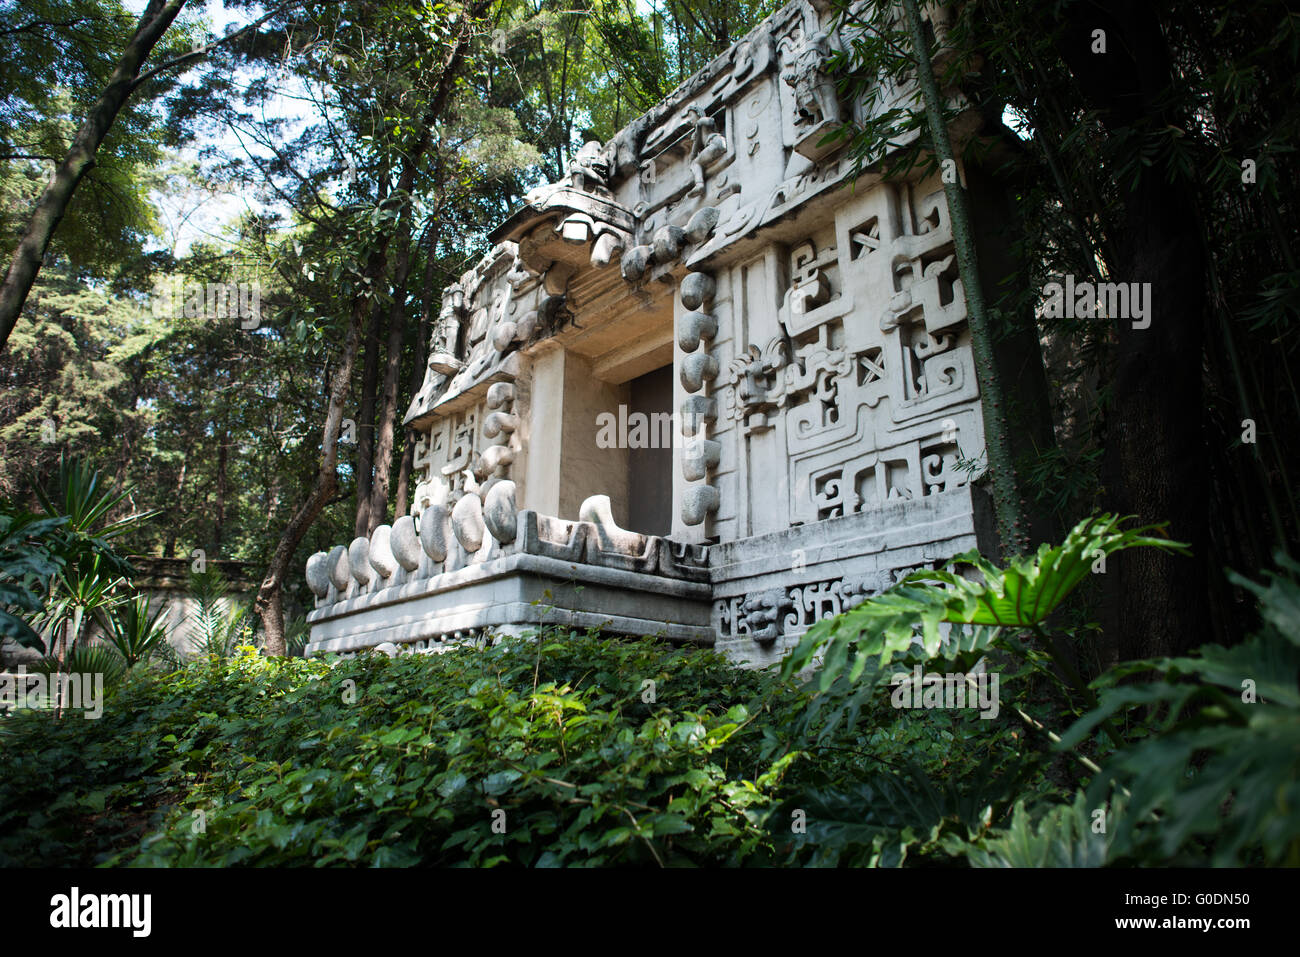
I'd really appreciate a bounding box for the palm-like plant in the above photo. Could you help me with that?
[186,567,252,661]
[25,457,157,660]
[96,593,171,668]
[34,457,144,549]
[30,644,128,686]
[38,552,129,662]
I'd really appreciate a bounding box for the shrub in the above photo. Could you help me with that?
[0,632,805,866]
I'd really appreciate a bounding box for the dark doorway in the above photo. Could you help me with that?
[627,365,673,536]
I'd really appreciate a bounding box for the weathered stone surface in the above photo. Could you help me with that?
[579,494,644,555]
[305,551,330,597]
[483,410,519,439]
[681,485,720,526]
[620,245,652,281]
[391,515,422,571]
[685,206,720,244]
[492,320,517,352]
[368,525,398,579]
[680,396,717,436]
[451,492,486,553]
[515,310,540,341]
[479,444,514,473]
[484,480,518,544]
[486,381,515,409]
[681,438,721,481]
[348,537,372,585]
[326,545,350,591]
[419,505,449,562]
[652,225,686,263]
[679,272,716,310]
[680,352,719,393]
[677,309,718,352]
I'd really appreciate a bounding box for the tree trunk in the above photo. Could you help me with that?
[353,298,384,537]
[1058,3,1210,659]
[395,211,443,520]
[0,0,187,353]
[214,424,229,548]
[353,170,390,538]
[255,303,364,656]
[255,7,484,653]
[900,0,1027,557]
[366,208,419,531]
[164,447,189,558]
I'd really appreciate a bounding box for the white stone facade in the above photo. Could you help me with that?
[305,0,1002,665]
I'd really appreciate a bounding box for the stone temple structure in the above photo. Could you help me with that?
[304,0,1045,666]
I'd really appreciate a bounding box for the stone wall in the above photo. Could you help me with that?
[305,0,1043,665]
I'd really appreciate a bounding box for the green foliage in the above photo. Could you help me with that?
[5,535,1292,867]
[963,793,1111,868]
[781,514,1187,742]
[0,627,1038,868]
[782,759,1032,867]
[35,456,143,546]
[28,643,128,694]
[777,512,1300,867]
[0,458,146,651]
[0,504,66,646]
[185,566,253,662]
[0,0,190,274]
[96,593,171,668]
[0,632,799,866]
[1055,556,1300,865]
[23,458,152,657]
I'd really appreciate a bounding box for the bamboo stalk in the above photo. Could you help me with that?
[898,0,1028,557]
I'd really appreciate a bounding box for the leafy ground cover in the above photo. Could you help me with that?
[0,631,1031,867]
[3,516,1296,867]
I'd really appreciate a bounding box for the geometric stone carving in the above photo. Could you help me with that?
[316,1,1001,666]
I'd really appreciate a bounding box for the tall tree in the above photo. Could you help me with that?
[0,0,293,353]
[240,0,493,654]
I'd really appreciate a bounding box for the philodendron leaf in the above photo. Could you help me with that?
[0,610,44,648]
[780,515,1190,733]
[908,514,1189,629]
[965,793,1110,868]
